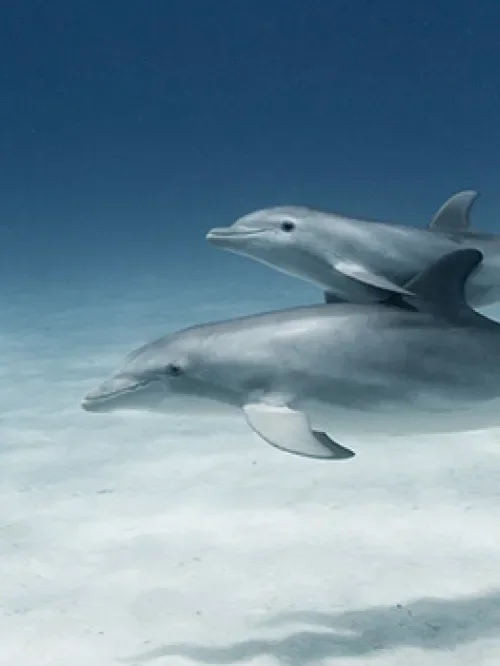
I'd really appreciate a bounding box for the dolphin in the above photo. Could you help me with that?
[205,192,500,306]
[82,249,500,461]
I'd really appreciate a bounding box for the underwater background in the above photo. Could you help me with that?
[2,1,500,664]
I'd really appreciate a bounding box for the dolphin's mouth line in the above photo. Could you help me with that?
[206,227,267,242]
[82,379,154,407]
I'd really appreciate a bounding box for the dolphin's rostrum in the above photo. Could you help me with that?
[82,249,500,461]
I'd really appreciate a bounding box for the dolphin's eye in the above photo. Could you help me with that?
[280,220,295,232]
[166,363,183,377]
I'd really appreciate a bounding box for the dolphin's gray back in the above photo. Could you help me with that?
[443,230,500,243]
[332,217,451,271]
[188,303,500,415]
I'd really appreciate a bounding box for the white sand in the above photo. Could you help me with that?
[2,289,500,666]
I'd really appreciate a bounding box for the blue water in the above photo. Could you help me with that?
[2,0,500,290]
[2,2,500,664]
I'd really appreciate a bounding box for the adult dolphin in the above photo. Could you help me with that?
[205,192,500,306]
[82,249,500,460]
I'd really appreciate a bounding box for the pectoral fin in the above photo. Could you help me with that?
[333,260,414,296]
[242,403,355,460]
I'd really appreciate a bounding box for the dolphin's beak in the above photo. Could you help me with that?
[206,226,266,248]
[81,376,142,412]
[81,396,105,412]
[205,227,240,248]
[206,226,235,240]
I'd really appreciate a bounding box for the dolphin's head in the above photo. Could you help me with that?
[81,328,233,414]
[206,206,342,288]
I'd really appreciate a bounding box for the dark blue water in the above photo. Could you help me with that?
[1,0,499,295]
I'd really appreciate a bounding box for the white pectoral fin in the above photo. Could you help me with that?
[242,403,355,460]
[334,260,414,296]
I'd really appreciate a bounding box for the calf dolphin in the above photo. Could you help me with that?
[205,192,500,306]
[82,249,500,461]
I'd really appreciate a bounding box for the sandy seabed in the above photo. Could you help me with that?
[2,292,500,666]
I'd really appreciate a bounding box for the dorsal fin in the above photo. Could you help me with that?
[401,248,483,317]
[428,190,478,232]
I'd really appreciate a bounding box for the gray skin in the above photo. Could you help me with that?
[82,249,500,461]
[205,190,500,307]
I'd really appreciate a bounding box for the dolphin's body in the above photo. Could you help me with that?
[82,249,500,460]
[206,191,500,307]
